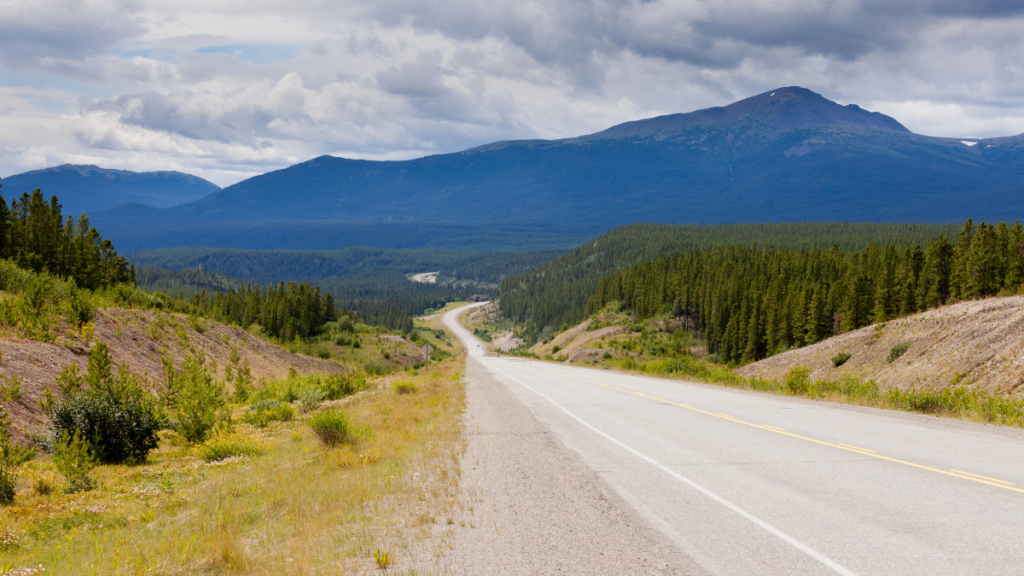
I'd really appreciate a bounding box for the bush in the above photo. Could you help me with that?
[308,410,351,446]
[832,352,851,367]
[242,399,294,428]
[363,359,389,376]
[392,380,418,394]
[297,387,326,413]
[785,367,812,396]
[162,353,226,443]
[0,466,14,505]
[886,343,910,363]
[199,434,262,462]
[48,344,160,464]
[53,429,97,493]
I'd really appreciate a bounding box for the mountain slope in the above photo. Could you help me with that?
[735,295,1024,396]
[93,86,1024,251]
[1,164,220,216]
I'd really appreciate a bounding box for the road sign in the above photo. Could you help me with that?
[420,343,434,359]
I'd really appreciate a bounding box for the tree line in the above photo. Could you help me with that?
[587,220,1024,364]
[0,185,135,289]
[499,221,960,335]
[180,281,339,342]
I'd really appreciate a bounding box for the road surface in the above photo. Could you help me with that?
[443,303,1024,575]
[410,271,438,283]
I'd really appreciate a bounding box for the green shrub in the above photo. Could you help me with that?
[48,344,160,464]
[363,359,389,376]
[297,387,326,413]
[392,380,418,394]
[785,367,812,395]
[53,429,97,493]
[199,435,262,462]
[162,353,225,443]
[0,465,14,505]
[886,343,910,363]
[308,410,351,446]
[831,352,851,367]
[242,399,294,428]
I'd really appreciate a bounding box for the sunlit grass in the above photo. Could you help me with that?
[0,360,466,575]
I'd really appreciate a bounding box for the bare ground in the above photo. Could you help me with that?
[736,295,1024,395]
[0,307,344,445]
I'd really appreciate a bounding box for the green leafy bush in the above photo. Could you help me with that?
[886,343,910,363]
[0,465,15,504]
[308,410,352,446]
[297,387,326,413]
[831,352,851,367]
[53,429,97,493]
[785,367,812,395]
[48,343,160,464]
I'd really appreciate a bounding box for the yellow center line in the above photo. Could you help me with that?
[545,369,1024,495]
[949,470,1015,485]
[838,444,876,453]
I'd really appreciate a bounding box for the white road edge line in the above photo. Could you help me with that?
[486,360,859,576]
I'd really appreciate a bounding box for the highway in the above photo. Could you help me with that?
[443,303,1024,575]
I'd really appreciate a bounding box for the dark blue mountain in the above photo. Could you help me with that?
[1,164,220,216]
[94,86,1024,250]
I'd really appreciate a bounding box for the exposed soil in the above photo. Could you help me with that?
[0,307,344,445]
[735,295,1024,396]
[531,322,624,359]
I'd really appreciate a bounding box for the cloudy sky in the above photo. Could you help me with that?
[1,0,1023,186]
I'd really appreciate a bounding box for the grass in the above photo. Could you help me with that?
[307,409,353,446]
[0,360,467,574]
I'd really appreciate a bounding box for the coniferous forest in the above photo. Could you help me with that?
[587,220,1024,363]
[0,186,135,289]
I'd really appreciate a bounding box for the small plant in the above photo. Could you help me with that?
[785,366,812,395]
[551,345,562,354]
[0,374,22,402]
[374,548,392,570]
[162,352,226,443]
[831,352,851,367]
[363,359,389,376]
[886,342,910,363]
[392,380,418,395]
[297,387,327,412]
[308,409,351,446]
[0,465,14,505]
[33,476,53,496]
[52,429,97,493]
[199,434,262,462]
[242,399,294,428]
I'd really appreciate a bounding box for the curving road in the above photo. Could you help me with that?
[443,303,1024,575]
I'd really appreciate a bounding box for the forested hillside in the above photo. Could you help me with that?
[588,219,1024,363]
[499,222,960,335]
[0,186,135,289]
[128,246,560,285]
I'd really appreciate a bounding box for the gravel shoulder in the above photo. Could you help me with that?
[447,356,695,575]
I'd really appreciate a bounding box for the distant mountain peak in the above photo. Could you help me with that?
[592,86,908,140]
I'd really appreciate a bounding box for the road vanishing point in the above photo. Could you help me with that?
[443,303,1024,576]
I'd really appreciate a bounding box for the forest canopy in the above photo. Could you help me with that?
[587,219,1024,364]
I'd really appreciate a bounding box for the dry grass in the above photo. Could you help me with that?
[0,359,467,575]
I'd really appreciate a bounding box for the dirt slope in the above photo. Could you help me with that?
[735,295,1024,395]
[0,307,344,445]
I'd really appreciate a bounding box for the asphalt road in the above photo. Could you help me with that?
[443,303,1024,576]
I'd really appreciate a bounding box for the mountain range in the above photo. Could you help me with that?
[7,86,1024,251]
[1,164,220,217]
